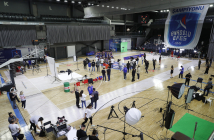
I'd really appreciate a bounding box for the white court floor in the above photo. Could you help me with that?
[20,58,199,126]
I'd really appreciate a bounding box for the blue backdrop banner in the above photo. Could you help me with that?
[164,5,209,49]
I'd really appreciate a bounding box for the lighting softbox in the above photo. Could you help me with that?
[170,83,185,99]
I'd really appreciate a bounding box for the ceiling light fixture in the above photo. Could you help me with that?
[128,9,130,10]
[161,10,163,12]
[56,0,60,1]
[92,4,94,5]
[78,1,81,4]
[97,5,99,6]
[102,5,104,7]
[88,3,91,5]
[210,4,213,7]
[107,6,109,7]
[116,7,118,9]
[64,0,67,2]
[167,9,169,12]
[112,7,114,8]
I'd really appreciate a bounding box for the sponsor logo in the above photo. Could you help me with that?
[64,87,70,90]
[172,6,204,14]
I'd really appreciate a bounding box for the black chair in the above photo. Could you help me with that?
[43,121,53,134]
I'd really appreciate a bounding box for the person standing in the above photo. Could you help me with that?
[10,87,20,102]
[9,89,17,109]
[76,124,87,140]
[130,60,133,70]
[82,104,94,127]
[170,65,174,78]
[96,59,100,72]
[29,116,43,135]
[83,59,87,70]
[204,65,210,74]
[179,66,184,78]
[185,73,192,86]
[198,51,201,59]
[91,88,99,109]
[133,61,136,69]
[206,57,209,66]
[203,78,212,96]
[111,58,114,68]
[132,68,136,82]
[100,58,104,66]
[123,65,128,80]
[144,53,146,60]
[198,59,201,70]
[92,60,95,72]
[119,59,122,72]
[159,55,161,65]
[107,67,111,81]
[136,65,140,80]
[145,60,149,74]
[88,61,91,72]
[80,90,87,108]
[9,120,22,140]
[101,68,106,81]
[210,57,213,67]
[75,88,81,108]
[8,112,19,124]
[136,57,139,65]
[19,91,26,109]
[153,59,156,70]
[87,84,94,104]
[127,61,130,73]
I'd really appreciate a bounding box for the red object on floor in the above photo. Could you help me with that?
[16,66,21,72]
[76,82,80,86]
[83,79,88,85]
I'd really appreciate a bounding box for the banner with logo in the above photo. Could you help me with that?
[164,5,209,49]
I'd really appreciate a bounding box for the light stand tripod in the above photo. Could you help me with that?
[108,106,119,120]
[44,61,51,78]
[75,56,80,71]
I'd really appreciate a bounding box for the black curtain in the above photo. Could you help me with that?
[0,25,36,47]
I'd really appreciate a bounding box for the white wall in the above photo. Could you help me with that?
[67,45,76,57]
[121,38,131,49]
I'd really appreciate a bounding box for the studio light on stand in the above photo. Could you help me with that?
[98,104,144,140]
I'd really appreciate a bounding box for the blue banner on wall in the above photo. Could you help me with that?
[109,38,121,51]
[164,5,209,49]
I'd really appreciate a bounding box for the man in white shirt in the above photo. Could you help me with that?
[30,116,43,134]
[110,58,114,68]
[100,58,104,66]
[9,120,21,140]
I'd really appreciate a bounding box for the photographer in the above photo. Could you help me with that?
[185,73,192,86]
[203,78,213,96]
[89,129,99,140]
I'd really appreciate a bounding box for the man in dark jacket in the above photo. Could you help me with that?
[127,61,130,73]
[75,88,81,108]
[91,88,99,109]
[132,68,136,82]
[198,59,201,70]
[153,59,156,70]
[83,59,87,70]
[76,124,87,140]
[101,68,106,81]
[9,89,17,109]
[92,60,95,72]
[145,60,149,73]
[107,67,111,81]
[185,73,192,86]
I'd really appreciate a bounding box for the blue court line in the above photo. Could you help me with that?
[174,82,214,93]
[0,73,4,83]
[2,74,34,140]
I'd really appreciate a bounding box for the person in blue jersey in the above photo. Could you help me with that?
[88,84,93,104]
[88,61,91,72]
[123,65,128,80]
[179,66,184,78]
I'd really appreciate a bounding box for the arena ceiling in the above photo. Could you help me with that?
[83,0,214,18]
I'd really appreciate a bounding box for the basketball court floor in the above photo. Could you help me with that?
[0,51,214,140]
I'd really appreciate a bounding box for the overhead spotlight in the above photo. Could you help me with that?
[128,9,130,10]
[102,5,104,7]
[107,6,109,7]
[167,9,169,12]
[88,3,91,5]
[210,4,213,7]
[64,0,67,2]
[97,5,99,6]
[92,4,93,5]
[116,7,118,9]
[78,1,81,4]
[121,8,123,9]
[164,10,166,12]
[72,1,75,3]
[56,0,60,1]
[112,7,114,8]
[161,10,163,12]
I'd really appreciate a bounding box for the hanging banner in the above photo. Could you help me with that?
[164,5,209,49]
